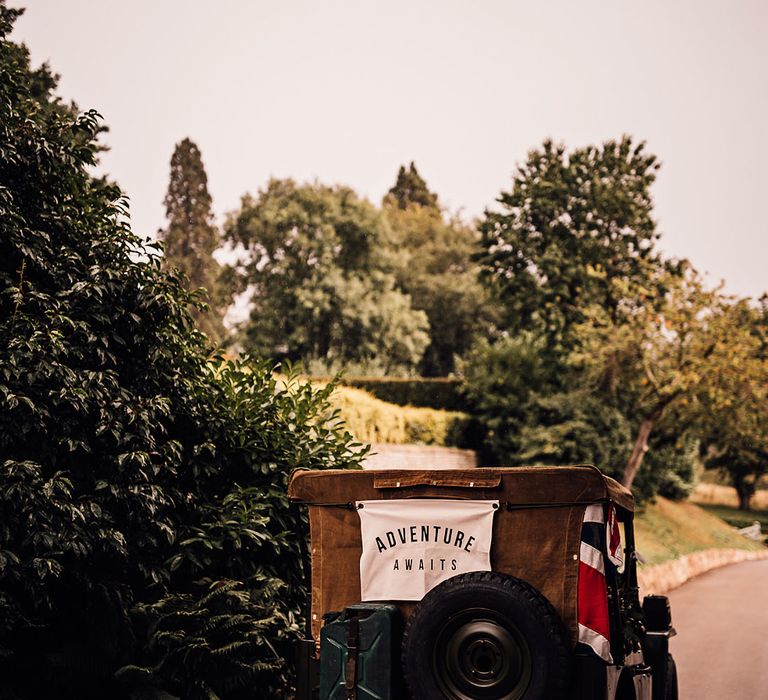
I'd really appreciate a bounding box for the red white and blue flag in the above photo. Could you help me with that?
[577,503,622,662]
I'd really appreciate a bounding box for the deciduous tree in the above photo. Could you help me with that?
[225,179,430,374]
[477,137,668,356]
[384,201,494,376]
[572,268,756,489]
[701,298,768,510]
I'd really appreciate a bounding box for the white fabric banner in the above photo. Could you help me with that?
[356,499,498,601]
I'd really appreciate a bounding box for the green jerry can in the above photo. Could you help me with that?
[319,602,403,700]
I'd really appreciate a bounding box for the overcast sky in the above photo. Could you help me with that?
[14,0,768,299]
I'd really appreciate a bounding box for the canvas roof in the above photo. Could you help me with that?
[288,465,634,512]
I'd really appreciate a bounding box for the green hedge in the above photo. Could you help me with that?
[329,385,479,449]
[320,376,467,411]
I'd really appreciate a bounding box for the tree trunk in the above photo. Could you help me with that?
[734,476,754,512]
[622,403,667,489]
[738,492,752,512]
[622,417,656,489]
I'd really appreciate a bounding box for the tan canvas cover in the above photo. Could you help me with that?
[288,465,633,645]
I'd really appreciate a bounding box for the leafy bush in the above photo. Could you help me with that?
[0,8,363,697]
[458,335,550,464]
[116,579,290,699]
[516,391,632,475]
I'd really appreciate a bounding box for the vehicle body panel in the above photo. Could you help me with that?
[288,465,633,647]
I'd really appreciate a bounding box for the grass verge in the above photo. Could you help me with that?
[695,503,768,533]
[634,496,765,566]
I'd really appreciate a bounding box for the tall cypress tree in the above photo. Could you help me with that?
[384,163,492,375]
[385,161,439,210]
[159,138,226,342]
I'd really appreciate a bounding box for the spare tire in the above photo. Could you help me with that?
[401,571,572,700]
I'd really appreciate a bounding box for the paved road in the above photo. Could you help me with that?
[668,558,768,700]
[363,444,478,470]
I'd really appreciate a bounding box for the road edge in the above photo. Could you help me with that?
[637,547,768,596]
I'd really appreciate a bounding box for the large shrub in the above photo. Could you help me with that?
[459,337,696,499]
[515,391,632,474]
[0,7,363,698]
[458,335,551,464]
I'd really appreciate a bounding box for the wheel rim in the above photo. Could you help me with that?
[433,608,532,700]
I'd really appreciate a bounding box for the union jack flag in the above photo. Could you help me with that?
[577,503,622,662]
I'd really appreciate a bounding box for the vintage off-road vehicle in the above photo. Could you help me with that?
[289,465,678,700]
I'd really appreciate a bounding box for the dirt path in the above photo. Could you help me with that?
[667,558,768,699]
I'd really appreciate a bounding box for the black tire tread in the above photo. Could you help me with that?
[665,653,678,700]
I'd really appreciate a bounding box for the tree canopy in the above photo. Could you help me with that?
[384,183,494,376]
[477,137,668,356]
[699,297,768,509]
[384,161,438,210]
[465,138,700,494]
[571,267,737,488]
[224,179,430,374]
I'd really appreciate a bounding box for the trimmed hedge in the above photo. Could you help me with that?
[319,376,467,412]
[330,385,476,448]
